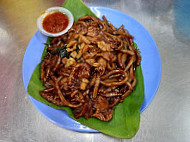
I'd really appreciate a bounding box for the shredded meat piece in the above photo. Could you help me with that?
[68,63,91,90]
[87,26,100,37]
[94,96,109,111]
[40,91,64,106]
[92,110,113,121]
[40,15,141,121]
[96,58,107,75]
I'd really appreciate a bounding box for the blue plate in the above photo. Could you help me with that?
[22,6,161,133]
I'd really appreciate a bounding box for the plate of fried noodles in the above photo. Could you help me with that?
[22,4,161,138]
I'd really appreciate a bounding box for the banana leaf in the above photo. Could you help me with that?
[27,0,144,138]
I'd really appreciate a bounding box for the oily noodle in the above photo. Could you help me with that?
[40,15,141,121]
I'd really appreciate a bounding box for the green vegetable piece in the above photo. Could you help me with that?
[52,44,70,58]
[133,42,138,49]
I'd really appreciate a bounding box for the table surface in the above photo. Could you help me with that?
[0,0,190,142]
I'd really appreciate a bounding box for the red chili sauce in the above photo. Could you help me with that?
[42,12,69,33]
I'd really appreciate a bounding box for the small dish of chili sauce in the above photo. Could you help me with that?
[37,7,74,37]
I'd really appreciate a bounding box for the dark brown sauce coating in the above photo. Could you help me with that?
[40,15,141,121]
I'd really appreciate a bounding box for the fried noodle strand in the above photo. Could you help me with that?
[39,15,141,121]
